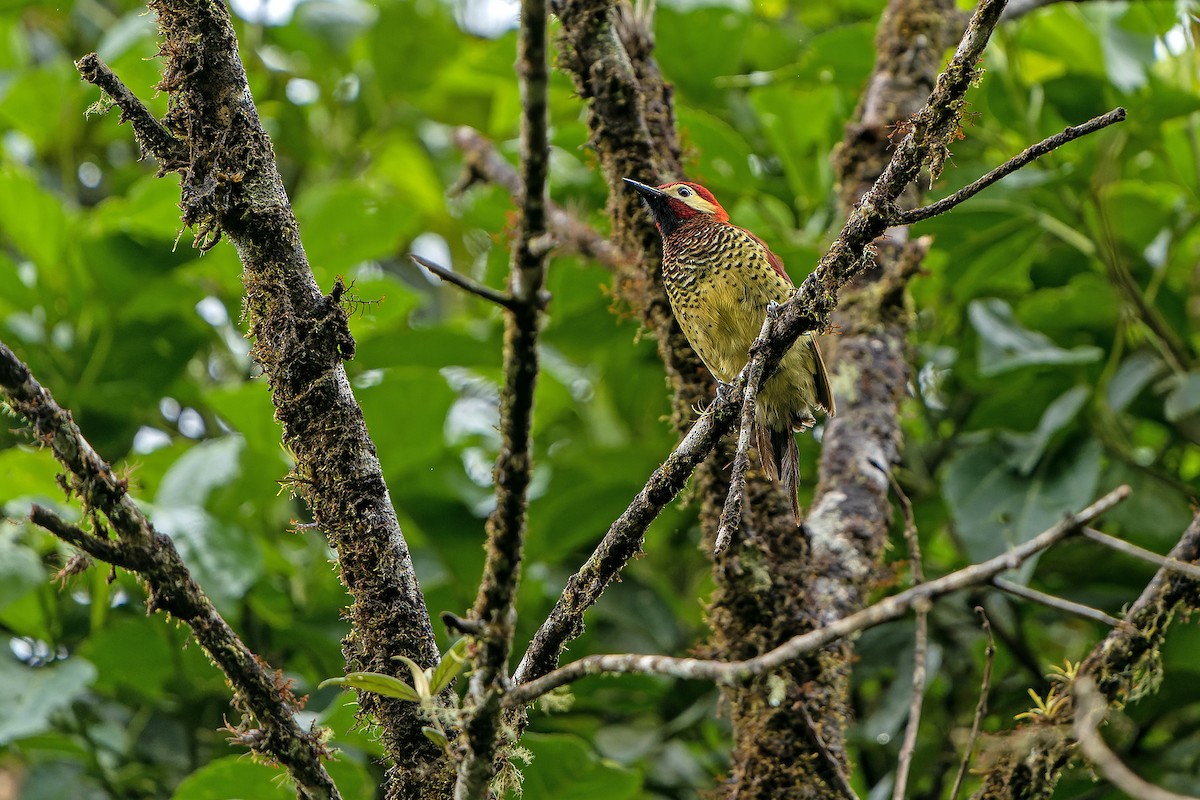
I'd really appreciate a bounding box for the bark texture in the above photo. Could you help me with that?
[83,0,452,795]
[705,0,958,795]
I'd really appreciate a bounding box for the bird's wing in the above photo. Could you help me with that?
[735,225,792,284]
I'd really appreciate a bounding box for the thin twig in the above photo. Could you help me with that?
[799,703,861,800]
[1082,527,1200,581]
[977,512,1200,797]
[1073,677,1200,800]
[453,0,550,793]
[1,342,340,800]
[30,507,134,569]
[715,312,775,554]
[506,486,1129,705]
[992,577,1121,627]
[409,254,517,310]
[949,607,994,800]
[75,53,189,171]
[895,108,1126,225]
[891,474,926,800]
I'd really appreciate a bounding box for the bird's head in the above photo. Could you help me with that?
[624,178,729,237]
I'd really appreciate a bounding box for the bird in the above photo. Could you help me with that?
[624,177,835,521]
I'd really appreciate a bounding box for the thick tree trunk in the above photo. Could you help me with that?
[704,0,957,796]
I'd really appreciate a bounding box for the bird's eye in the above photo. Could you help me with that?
[677,186,692,197]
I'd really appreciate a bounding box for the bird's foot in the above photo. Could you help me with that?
[715,380,738,404]
[765,300,783,319]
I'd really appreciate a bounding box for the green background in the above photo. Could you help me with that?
[0,0,1197,796]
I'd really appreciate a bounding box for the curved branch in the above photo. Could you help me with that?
[84,1,449,791]
[516,0,1044,688]
[1,342,340,800]
[896,107,1127,225]
[1073,677,1200,800]
[454,0,552,793]
[508,485,1129,705]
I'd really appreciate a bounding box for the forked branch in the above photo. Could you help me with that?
[514,0,1125,688]
[0,342,340,800]
[507,486,1129,705]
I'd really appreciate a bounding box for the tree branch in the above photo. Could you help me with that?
[949,608,994,800]
[895,107,1127,225]
[992,576,1121,627]
[517,0,1096,690]
[508,486,1129,705]
[714,312,775,554]
[892,475,927,800]
[1073,677,1200,800]
[1,342,340,800]
[409,254,518,310]
[84,1,450,791]
[972,511,1200,799]
[454,0,551,793]
[1082,526,1200,581]
[75,53,189,172]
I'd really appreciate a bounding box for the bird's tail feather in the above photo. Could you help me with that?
[755,423,802,524]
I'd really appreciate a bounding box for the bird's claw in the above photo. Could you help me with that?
[715,381,737,404]
[765,300,783,319]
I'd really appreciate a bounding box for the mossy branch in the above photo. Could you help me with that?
[0,342,340,800]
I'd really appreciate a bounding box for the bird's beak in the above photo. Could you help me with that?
[624,177,679,236]
[623,177,669,202]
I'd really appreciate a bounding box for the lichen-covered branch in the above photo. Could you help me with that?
[506,485,1130,705]
[454,0,552,794]
[0,342,340,800]
[74,53,188,172]
[896,107,1127,225]
[713,312,775,554]
[971,512,1200,799]
[77,1,448,794]
[514,0,1125,702]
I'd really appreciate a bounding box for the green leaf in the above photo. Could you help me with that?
[968,298,1103,376]
[942,438,1102,582]
[0,166,73,274]
[1107,350,1165,413]
[0,654,97,745]
[171,756,295,800]
[320,671,421,702]
[429,637,469,694]
[155,436,246,508]
[518,732,641,800]
[392,653,433,701]
[1164,371,1200,422]
[0,535,43,613]
[1002,385,1091,475]
[422,725,449,748]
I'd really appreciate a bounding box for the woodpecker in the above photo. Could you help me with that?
[625,178,835,521]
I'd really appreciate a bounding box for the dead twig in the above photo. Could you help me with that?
[896,108,1126,225]
[948,608,994,800]
[409,254,518,310]
[992,577,1121,627]
[506,486,1129,705]
[1073,677,1200,800]
[891,473,926,800]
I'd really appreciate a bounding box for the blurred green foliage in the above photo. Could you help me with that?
[0,0,1197,797]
